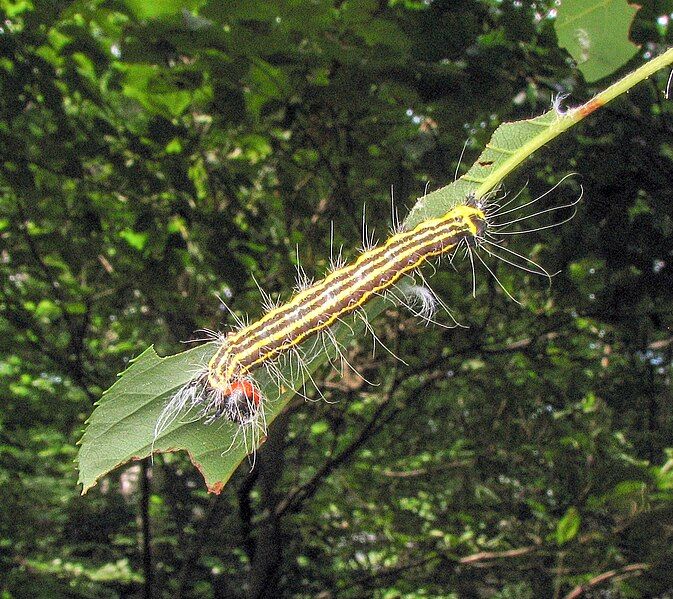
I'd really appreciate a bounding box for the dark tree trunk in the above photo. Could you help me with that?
[247,413,290,599]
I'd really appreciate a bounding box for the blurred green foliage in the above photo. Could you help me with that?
[1,0,672,597]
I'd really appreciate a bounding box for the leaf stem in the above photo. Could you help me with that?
[476,47,673,198]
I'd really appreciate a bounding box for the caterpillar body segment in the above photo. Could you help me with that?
[153,172,582,464]
[157,201,487,449]
[207,204,485,389]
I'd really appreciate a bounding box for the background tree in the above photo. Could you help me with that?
[1,1,672,598]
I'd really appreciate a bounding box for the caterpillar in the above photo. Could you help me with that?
[155,180,580,453]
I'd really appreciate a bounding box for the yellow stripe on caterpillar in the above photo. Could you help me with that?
[156,176,580,458]
[207,203,485,391]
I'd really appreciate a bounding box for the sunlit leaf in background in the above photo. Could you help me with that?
[555,0,640,82]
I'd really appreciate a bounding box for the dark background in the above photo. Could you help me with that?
[1,1,672,597]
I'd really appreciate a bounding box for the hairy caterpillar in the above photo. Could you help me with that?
[155,182,579,452]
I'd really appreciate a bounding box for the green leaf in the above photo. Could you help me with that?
[119,229,149,251]
[556,506,581,545]
[310,421,329,435]
[124,0,201,21]
[34,299,62,320]
[119,63,208,119]
[77,304,388,493]
[79,49,673,493]
[405,108,582,228]
[555,0,640,82]
[245,59,290,120]
[165,138,183,154]
[655,449,673,491]
[77,343,220,493]
[65,302,87,315]
[405,47,673,229]
[581,391,597,412]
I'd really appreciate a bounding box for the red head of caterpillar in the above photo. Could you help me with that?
[207,380,262,426]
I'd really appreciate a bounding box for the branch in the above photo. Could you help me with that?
[237,465,260,562]
[174,493,226,599]
[353,555,439,587]
[380,460,473,478]
[354,544,539,589]
[563,563,650,599]
[139,460,153,599]
[459,545,537,565]
[273,397,397,518]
